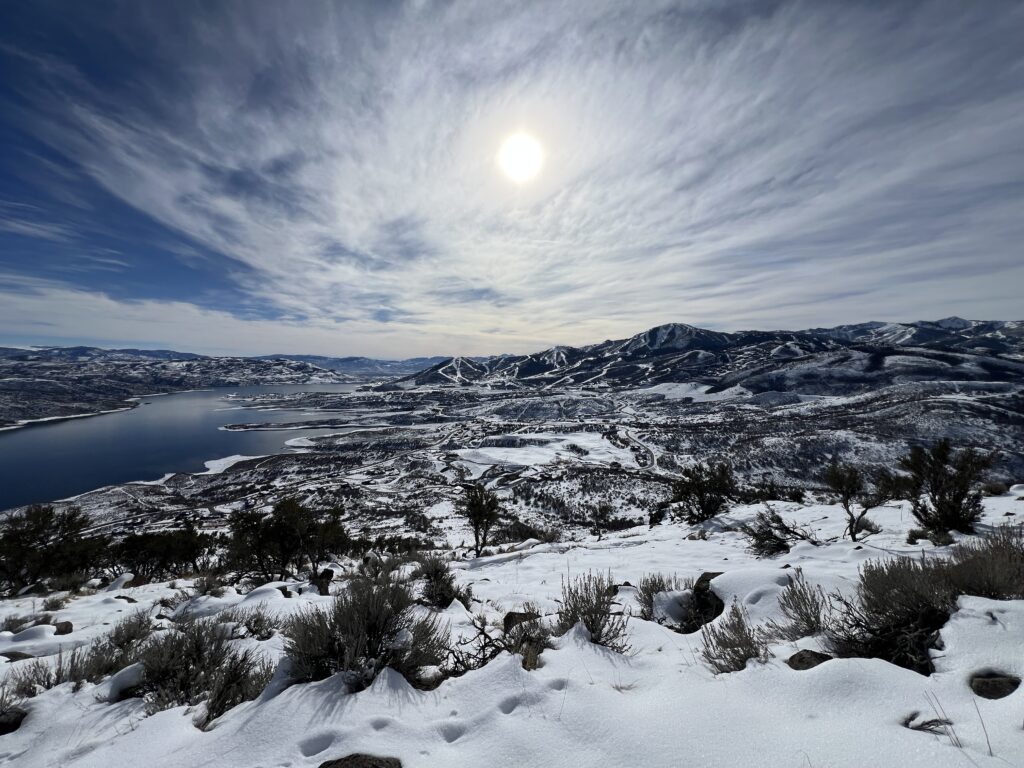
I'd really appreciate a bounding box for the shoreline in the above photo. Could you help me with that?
[0,403,139,432]
[0,384,318,434]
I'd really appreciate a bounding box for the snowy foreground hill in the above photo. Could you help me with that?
[3,494,1024,768]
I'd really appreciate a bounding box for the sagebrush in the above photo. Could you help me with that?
[700,600,771,673]
[556,571,630,653]
[285,574,449,690]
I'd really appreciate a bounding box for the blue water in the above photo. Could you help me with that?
[0,384,358,511]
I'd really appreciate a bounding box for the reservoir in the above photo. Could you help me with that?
[0,383,358,511]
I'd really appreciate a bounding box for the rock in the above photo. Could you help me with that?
[970,672,1021,699]
[503,610,540,634]
[114,595,138,603]
[54,621,73,635]
[1,651,34,662]
[678,572,724,633]
[787,649,832,670]
[0,708,27,736]
[277,586,293,598]
[318,756,402,768]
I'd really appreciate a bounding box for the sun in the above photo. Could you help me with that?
[497,132,544,184]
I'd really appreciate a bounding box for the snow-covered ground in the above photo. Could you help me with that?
[2,494,1023,767]
[637,382,749,402]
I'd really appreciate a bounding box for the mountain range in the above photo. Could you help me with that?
[402,317,1024,393]
[0,346,447,377]
[3,316,1022,398]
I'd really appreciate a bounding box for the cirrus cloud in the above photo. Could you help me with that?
[0,0,1022,357]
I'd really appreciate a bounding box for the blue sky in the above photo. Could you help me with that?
[0,0,1022,358]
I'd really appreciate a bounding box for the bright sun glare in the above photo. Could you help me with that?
[497,132,544,184]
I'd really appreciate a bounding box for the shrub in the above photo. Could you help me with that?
[739,506,821,558]
[899,439,995,535]
[820,461,896,541]
[0,682,23,714]
[820,527,1024,674]
[0,682,26,734]
[700,600,771,674]
[219,605,280,641]
[982,481,1010,497]
[418,555,472,609]
[227,499,350,582]
[765,570,831,641]
[737,477,804,504]
[673,463,736,523]
[47,571,93,593]
[825,557,952,675]
[139,618,273,727]
[449,603,553,673]
[591,503,612,541]
[157,588,193,613]
[738,513,790,557]
[906,527,953,546]
[0,505,109,592]
[111,523,217,583]
[948,525,1024,599]
[284,575,449,691]
[556,571,630,653]
[10,612,152,698]
[108,610,153,651]
[202,648,274,727]
[193,574,227,598]
[635,573,693,622]
[786,487,807,504]
[854,517,882,536]
[490,517,561,545]
[502,602,552,670]
[459,484,502,557]
[10,658,58,698]
[648,506,668,527]
[42,595,69,612]
[1,613,45,634]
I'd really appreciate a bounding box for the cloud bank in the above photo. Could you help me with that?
[1,0,1022,356]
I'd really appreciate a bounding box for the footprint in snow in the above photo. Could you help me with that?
[438,721,467,743]
[297,733,335,757]
[498,695,521,714]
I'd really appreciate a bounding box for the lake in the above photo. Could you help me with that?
[0,384,359,511]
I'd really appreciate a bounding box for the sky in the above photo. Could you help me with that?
[0,0,1022,359]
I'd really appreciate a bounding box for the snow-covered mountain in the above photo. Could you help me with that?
[0,346,208,362]
[256,354,453,375]
[0,354,350,428]
[803,317,1024,352]
[403,318,1024,391]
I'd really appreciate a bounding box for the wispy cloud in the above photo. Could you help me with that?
[0,0,1022,356]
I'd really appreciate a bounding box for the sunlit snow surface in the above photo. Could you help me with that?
[2,495,1024,767]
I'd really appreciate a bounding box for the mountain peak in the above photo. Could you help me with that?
[934,316,972,330]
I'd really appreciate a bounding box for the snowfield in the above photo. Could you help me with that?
[2,494,1023,768]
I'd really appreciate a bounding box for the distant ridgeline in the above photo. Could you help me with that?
[400,317,1024,392]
